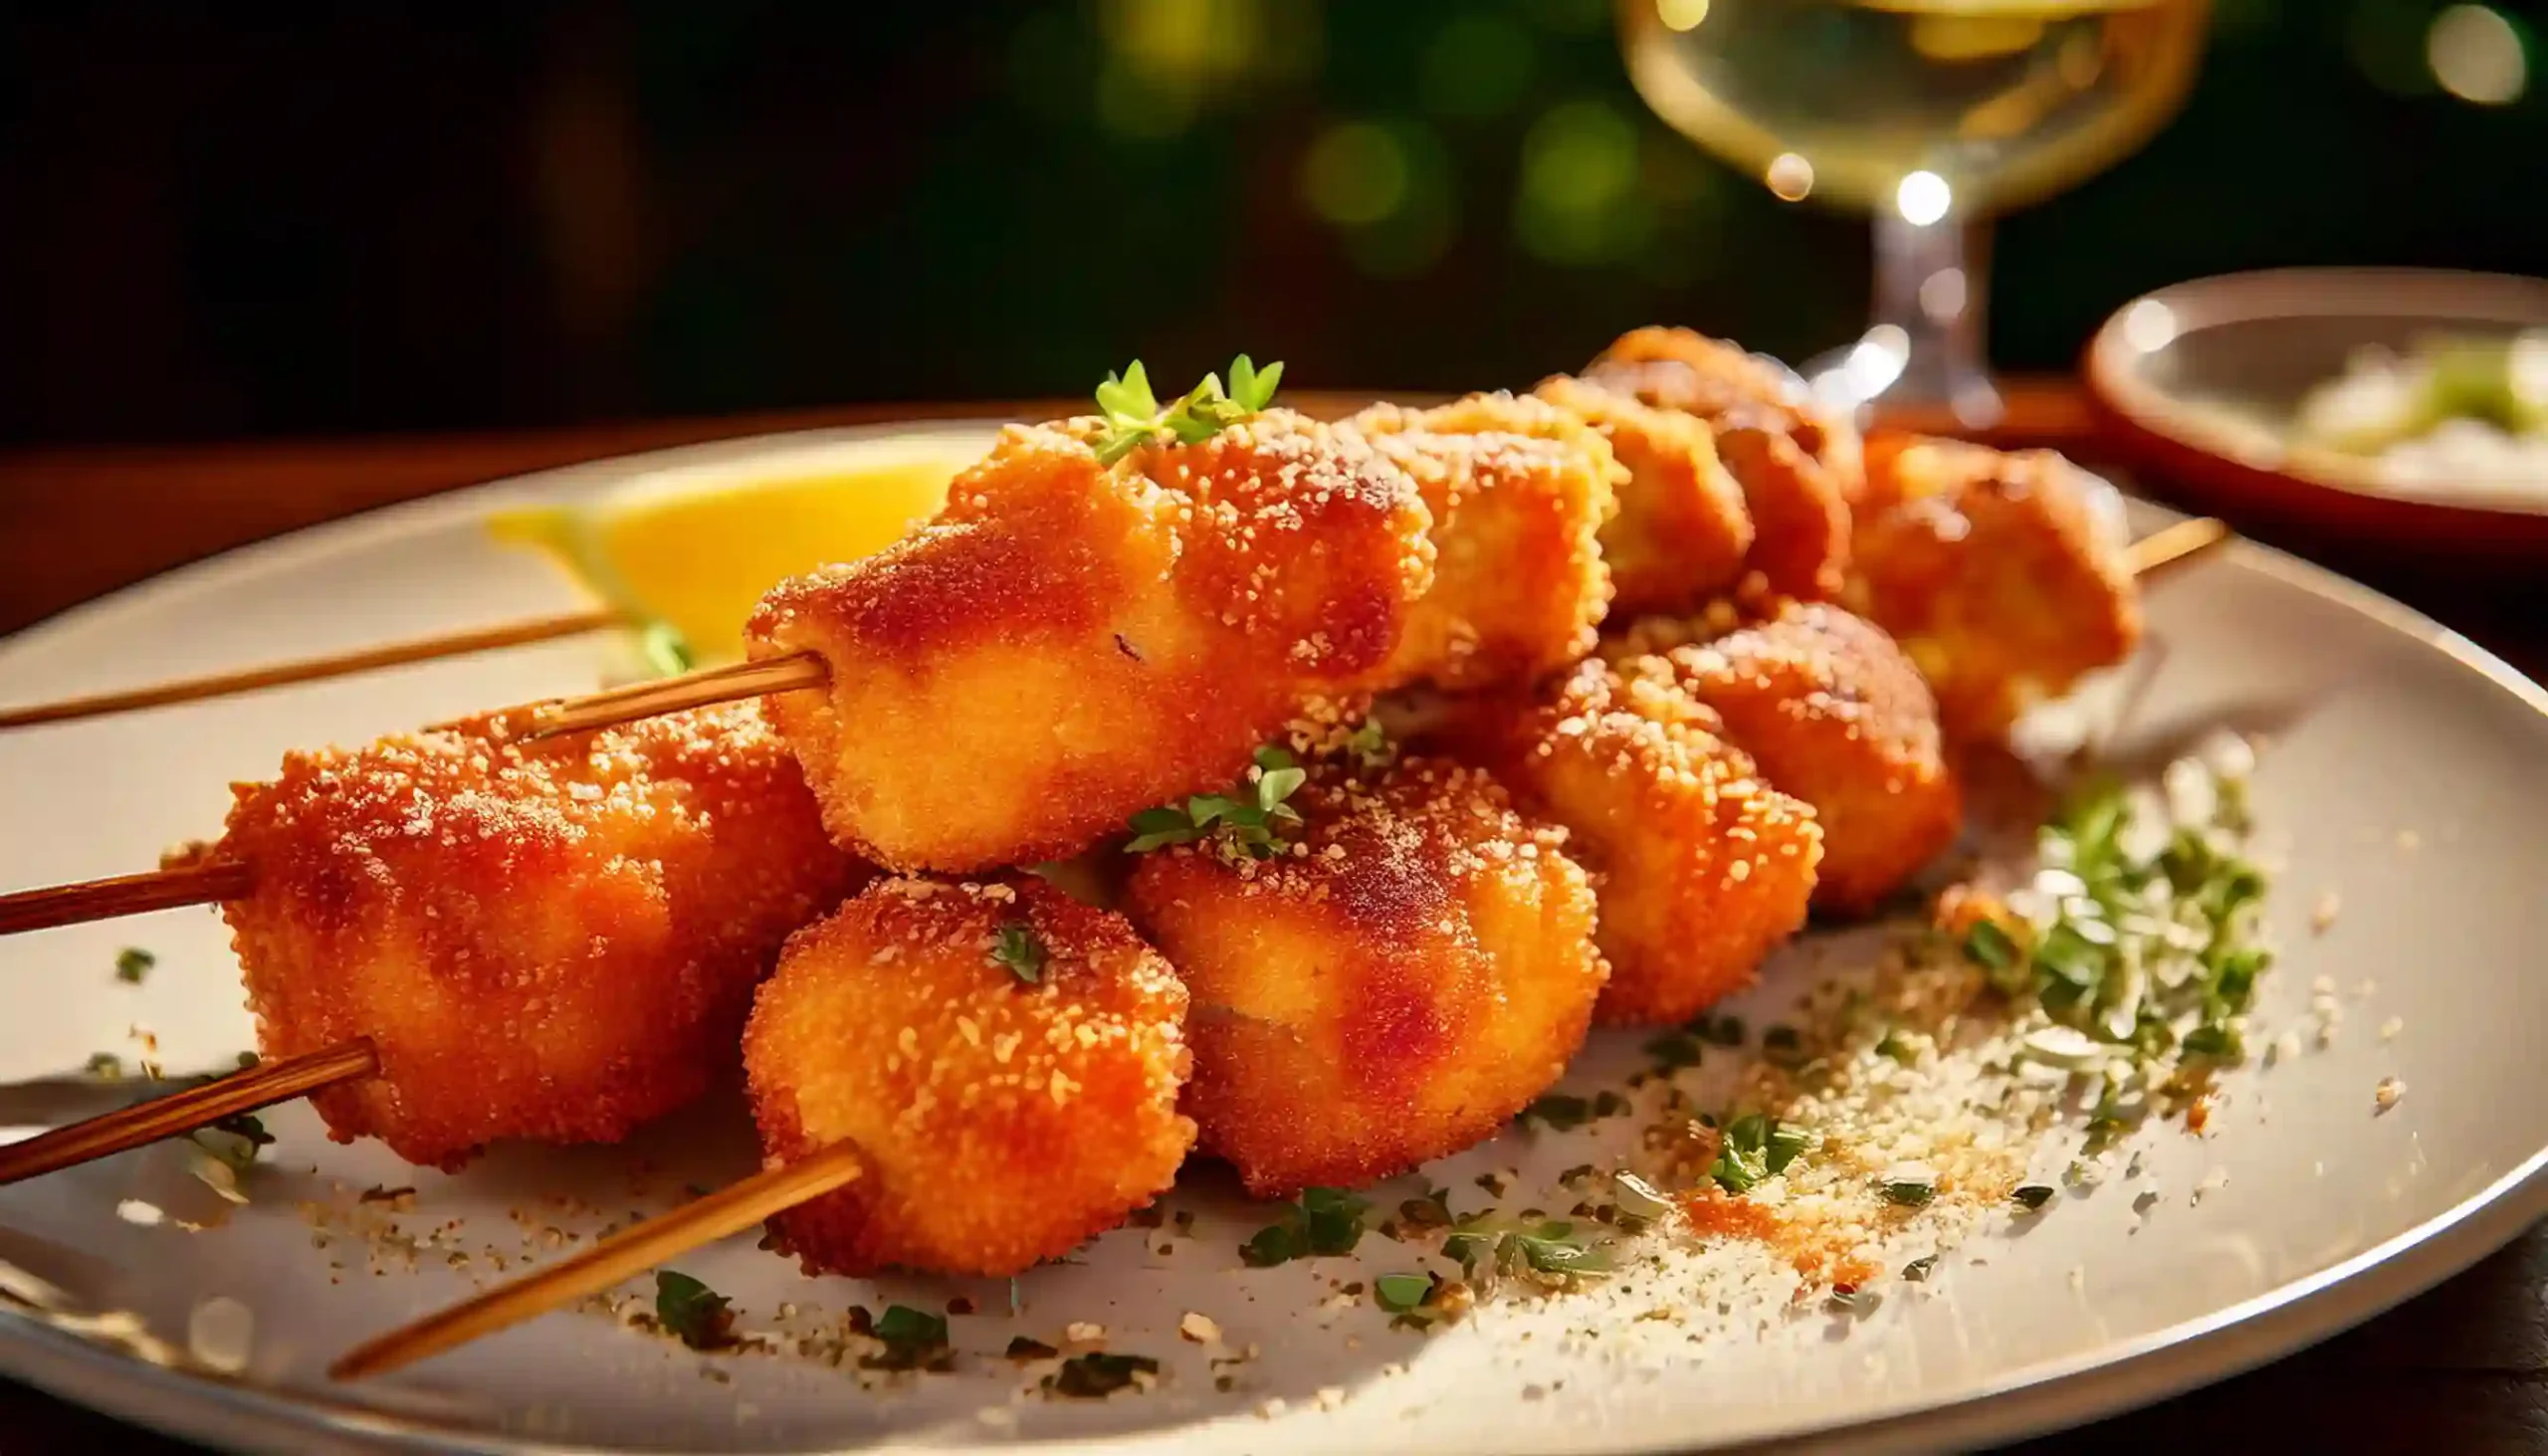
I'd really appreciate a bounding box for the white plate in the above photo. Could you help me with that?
[0,424,2543,1455]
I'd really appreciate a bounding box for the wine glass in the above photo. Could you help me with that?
[1618,0,2211,427]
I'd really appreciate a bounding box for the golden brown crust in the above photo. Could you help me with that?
[1630,603,1961,916]
[745,877,1193,1276]
[1125,756,1603,1196]
[1587,328,1857,599]
[1345,393,1616,691]
[746,410,1433,872]
[1592,326,1865,501]
[1435,662,1821,1025]
[1851,435,2142,740]
[222,704,866,1169]
[1534,373,1754,614]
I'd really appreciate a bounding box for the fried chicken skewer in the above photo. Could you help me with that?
[0,704,866,1183]
[334,873,1195,1381]
[336,742,1614,1378]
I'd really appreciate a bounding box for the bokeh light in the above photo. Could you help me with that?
[2428,5,2528,105]
[1516,100,1647,266]
[1301,123,1411,227]
[1896,170,1953,227]
[1766,151,1815,203]
[1090,0,1309,137]
[2119,299,2180,354]
[1656,0,1710,33]
[1303,117,1459,280]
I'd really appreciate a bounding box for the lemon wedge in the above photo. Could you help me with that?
[492,431,992,663]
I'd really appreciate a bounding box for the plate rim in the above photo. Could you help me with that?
[2,423,2545,1455]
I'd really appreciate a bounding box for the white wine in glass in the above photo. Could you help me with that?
[1619,0,2210,424]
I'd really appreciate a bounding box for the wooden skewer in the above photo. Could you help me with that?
[2126,516,2230,579]
[0,860,254,936]
[0,517,2237,938]
[521,651,830,740]
[513,522,2231,741]
[0,1038,379,1186]
[329,1141,866,1381]
[0,609,624,731]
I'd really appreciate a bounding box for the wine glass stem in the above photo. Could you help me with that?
[1873,212,2001,427]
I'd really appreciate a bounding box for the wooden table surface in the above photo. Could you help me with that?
[1,381,2542,1452]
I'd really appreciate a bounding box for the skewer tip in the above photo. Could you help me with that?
[328,1140,865,1381]
[2126,516,2232,580]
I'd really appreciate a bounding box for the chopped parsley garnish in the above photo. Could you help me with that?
[1643,1030,1705,1072]
[1240,1186,1369,1266]
[2180,1022,2241,1059]
[1090,355,1284,465]
[2012,1184,2057,1211]
[637,620,696,679]
[1044,1351,1160,1398]
[1826,1286,1883,1316]
[187,1114,273,1175]
[1963,920,2018,973]
[1443,1215,1611,1286]
[85,1052,123,1079]
[1125,745,1309,861]
[990,921,1047,985]
[1697,1013,1746,1046]
[1374,1272,1435,1311]
[863,1304,954,1370]
[1515,1093,1591,1131]
[1956,767,2274,1152]
[1375,1269,1461,1329]
[1397,1186,1454,1231]
[1760,1024,1806,1068]
[654,1271,734,1350]
[1882,1177,1937,1208]
[1610,1170,1674,1222]
[114,947,154,984]
[1344,717,1395,770]
[1707,1113,1810,1194]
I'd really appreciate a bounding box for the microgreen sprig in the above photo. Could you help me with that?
[655,1271,734,1351]
[1125,745,1310,861]
[1091,355,1285,465]
[990,921,1047,985]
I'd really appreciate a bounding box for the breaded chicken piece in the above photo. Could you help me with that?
[1345,393,1617,690]
[1534,373,1754,614]
[1628,603,1961,916]
[1125,756,1601,1197]
[1852,435,2142,740]
[1594,325,1866,503]
[1438,662,1820,1025]
[745,876,1194,1276]
[222,704,867,1170]
[747,409,1433,872]
[1588,327,1858,598]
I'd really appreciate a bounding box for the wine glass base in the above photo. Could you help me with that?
[1802,325,2006,433]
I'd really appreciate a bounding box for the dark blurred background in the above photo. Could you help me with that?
[2,0,2543,446]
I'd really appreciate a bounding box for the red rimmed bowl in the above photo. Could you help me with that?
[2085,267,2548,565]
